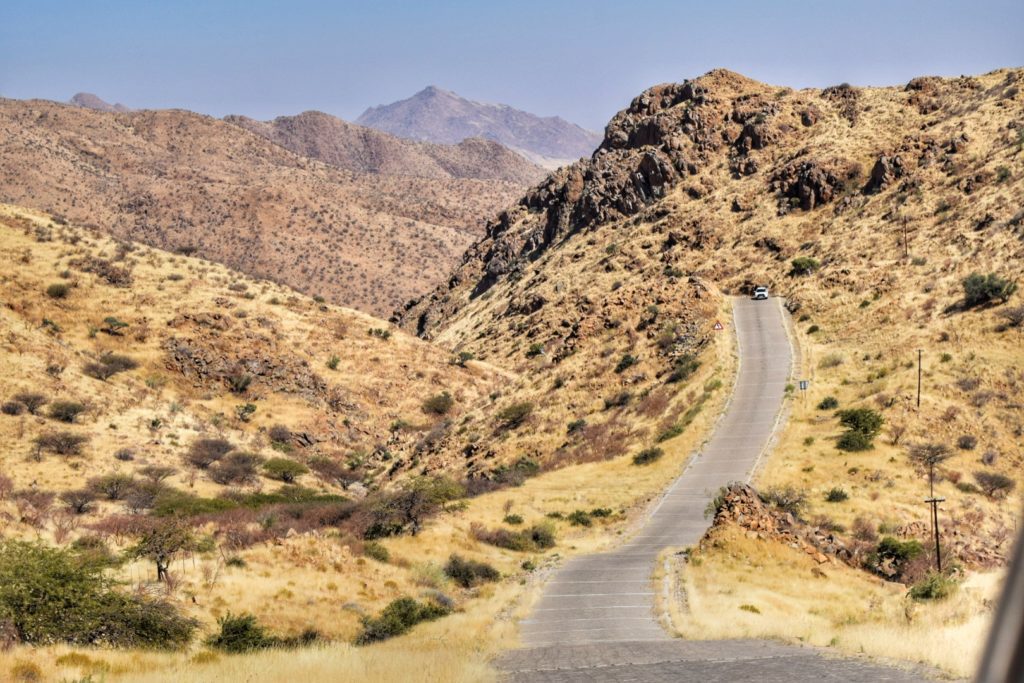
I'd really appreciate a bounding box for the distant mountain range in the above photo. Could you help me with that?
[357,86,601,168]
[224,110,544,184]
[0,97,534,315]
[69,92,132,113]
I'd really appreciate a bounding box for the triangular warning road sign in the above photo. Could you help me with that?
[713,321,724,330]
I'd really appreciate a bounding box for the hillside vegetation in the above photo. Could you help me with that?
[400,67,1024,675]
[0,202,727,681]
[0,65,1021,681]
[0,99,531,316]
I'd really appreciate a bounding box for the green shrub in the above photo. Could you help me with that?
[226,371,252,394]
[48,401,86,423]
[566,418,586,435]
[262,458,308,483]
[35,430,89,456]
[817,396,839,410]
[656,423,685,442]
[962,272,1017,307]
[0,540,197,648]
[46,283,71,299]
[824,487,849,503]
[870,536,923,576]
[151,490,237,517]
[503,514,523,525]
[603,391,632,408]
[326,355,340,370]
[567,510,592,526]
[2,401,25,417]
[444,554,500,588]
[836,407,883,451]
[957,434,978,450]
[614,354,639,373]
[838,409,883,435]
[357,597,449,644]
[590,507,613,518]
[496,402,533,429]
[837,430,873,451]
[83,354,138,381]
[206,613,276,653]
[491,457,541,487]
[790,256,821,276]
[525,343,545,358]
[474,523,555,552]
[807,324,820,334]
[666,354,700,383]
[101,316,129,335]
[909,572,957,601]
[422,392,454,415]
[632,447,664,466]
[363,541,389,563]
[760,486,807,517]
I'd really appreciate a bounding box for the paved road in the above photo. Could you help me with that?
[498,298,929,681]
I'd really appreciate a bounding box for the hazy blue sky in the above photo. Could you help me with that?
[2,0,1022,130]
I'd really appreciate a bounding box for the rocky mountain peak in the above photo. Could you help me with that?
[356,86,601,166]
[69,92,132,113]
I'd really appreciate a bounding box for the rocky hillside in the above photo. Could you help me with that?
[0,203,519,512]
[225,110,545,184]
[0,98,528,316]
[69,92,131,113]
[357,86,601,167]
[400,67,1024,569]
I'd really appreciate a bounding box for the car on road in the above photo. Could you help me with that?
[752,286,769,300]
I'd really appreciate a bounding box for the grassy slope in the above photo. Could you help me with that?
[0,203,730,681]
[2,66,1022,681]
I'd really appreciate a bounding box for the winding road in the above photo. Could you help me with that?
[499,298,928,682]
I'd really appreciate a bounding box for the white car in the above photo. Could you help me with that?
[753,286,769,300]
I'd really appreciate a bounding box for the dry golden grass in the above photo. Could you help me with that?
[3,66,1023,680]
[668,525,1000,678]
[0,202,738,681]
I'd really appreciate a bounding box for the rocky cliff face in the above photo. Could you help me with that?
[397,67,1023,342]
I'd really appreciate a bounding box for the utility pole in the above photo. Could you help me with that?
[926,494,945,572]
[902,218,909,260]
[921,350,929,409]
[923,461,944,572]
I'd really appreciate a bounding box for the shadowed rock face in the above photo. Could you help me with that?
[356,85,602,164]
[396,69,773,335]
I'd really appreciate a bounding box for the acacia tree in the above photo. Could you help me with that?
[369,477,465,537]
[129,519,195,582]
[908,442,953,496]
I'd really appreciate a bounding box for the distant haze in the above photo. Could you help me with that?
[357,86,602,164]
[1,0,1022,129]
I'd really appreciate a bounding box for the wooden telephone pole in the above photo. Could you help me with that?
[925,462,945,572]
[917,349,923,409]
